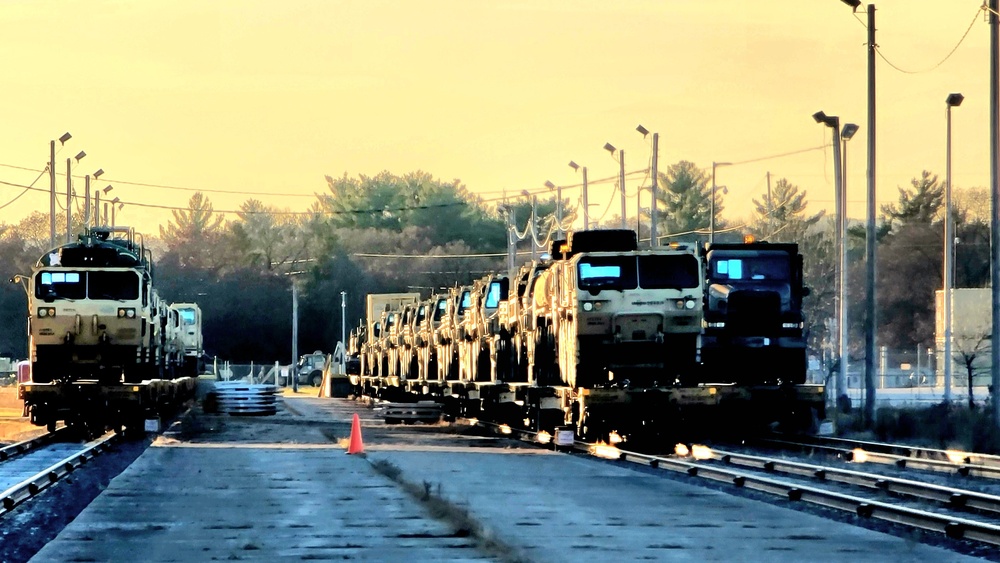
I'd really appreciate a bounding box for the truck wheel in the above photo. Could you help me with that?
[310,371,323,387]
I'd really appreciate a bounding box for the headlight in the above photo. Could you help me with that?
[127,309,136,318]
[38,307,55,317]
[675,300,685,309]
[117,308,136,318]
[685,299,696,310]
[582,302,594,312]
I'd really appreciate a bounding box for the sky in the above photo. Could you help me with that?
[0,1,994,240]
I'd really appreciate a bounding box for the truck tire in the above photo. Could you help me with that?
[310,370,323,387]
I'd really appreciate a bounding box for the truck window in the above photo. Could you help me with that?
[577,256,638,291]
[638,254,700,289]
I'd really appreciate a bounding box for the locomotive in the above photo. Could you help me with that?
[18,226,198,434]
[349,229,825,441]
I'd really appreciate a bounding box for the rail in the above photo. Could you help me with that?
[0,432,119,517]
[471,420,1000,547]
[0,428,66,462]
[758,437,1000,480]
[709,447,1000,516]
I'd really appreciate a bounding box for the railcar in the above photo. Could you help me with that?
[350,229,825,442]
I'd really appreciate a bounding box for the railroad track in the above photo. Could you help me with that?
[470,420,1000,548]
[0,431,119,517]
[755,435,1000,480]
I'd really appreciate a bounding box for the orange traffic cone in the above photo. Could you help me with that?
[347,413,365,455]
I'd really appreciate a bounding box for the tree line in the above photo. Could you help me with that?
[0,166,989,372]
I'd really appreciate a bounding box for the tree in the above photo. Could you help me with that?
[159,192,227,270]
[880,170,943,228]
[320,171,506,251]
[953,332,991,409]
[749,178,824,242]
[656,161,712,241]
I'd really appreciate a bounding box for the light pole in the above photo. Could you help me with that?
[944,92,964,403]
[96,185,112,226]
[636,125,659,247]
[569,161,589,230]
[341,291,347,374]
[814,110,849,411]
[604,142,627,230]
[67,151,86,243]
[86,169,103,228]
[111,197,121,227]
[710,162,731,245]
[545,180,563,239]
[50,132,71,249]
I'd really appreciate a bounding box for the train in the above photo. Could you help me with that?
[16,226,199,435]
[349,229,825,443]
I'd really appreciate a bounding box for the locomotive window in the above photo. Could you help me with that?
[36,270,86,300]
[87,271,140,300]
[485,282,503,308]
[179,308,197,325]
[638,254,700,289]
[577,257,638,291]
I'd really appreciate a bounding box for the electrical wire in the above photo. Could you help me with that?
[0,166,48,210]
[854,4,982,75]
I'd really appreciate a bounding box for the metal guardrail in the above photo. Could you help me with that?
[210,382,280,416]
[0,433,118,517]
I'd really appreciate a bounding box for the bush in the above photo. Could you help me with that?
[849,403,1000,454]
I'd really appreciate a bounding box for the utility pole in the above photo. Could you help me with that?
[291,281,299,392]
[766,171,772,237]
[49,141,56,249]
[530,196,538,261]
[341,291,347,375]
[650,133,659,247]
[582,166,589,230]
[84,175,90,228]
[65,158,72,243]
[619,150,627,229]
[990,0,1000,429]
[863,3,878,427]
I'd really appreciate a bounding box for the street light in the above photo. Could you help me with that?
[605,142,627,230]
[545,180,563,239]
[710,162,732,245]
[636,124,659,246]
[841,122,859,266]
[944,92,964,403]
[49,132,72,249]
[85,168,104,228]
[65,151,86,243]
[569,161,589,230]
[814,110,849,411]
[111,197,121,227]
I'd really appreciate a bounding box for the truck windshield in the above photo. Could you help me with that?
[433,299,447,321]
[485,282,503,308]
[711,254,790,282]
[638,254,700,289]
[577,256,638,291]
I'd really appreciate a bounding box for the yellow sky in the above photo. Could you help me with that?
[0,1,993,238]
